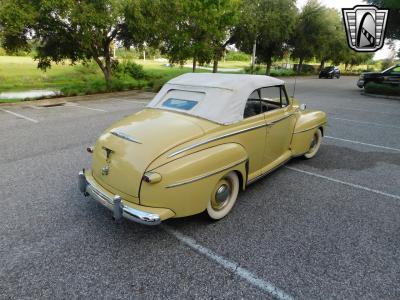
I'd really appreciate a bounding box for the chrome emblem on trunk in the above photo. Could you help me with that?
[101,165,110,176]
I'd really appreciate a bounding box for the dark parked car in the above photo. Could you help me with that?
[357,64,400,88]
[319,66,340,79]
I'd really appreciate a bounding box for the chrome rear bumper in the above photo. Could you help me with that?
[78,170,161,225]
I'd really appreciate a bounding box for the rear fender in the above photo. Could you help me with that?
[140,143,248,217]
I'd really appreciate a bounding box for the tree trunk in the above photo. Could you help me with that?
[192,57,197,72]
[297,57,304,74]
[265,56,272,75]
[319,59,325,71]
[104,45,112,91]
[93,55,112,91]
[213,59,218,73]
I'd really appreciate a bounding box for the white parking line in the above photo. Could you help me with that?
[0,108,39,123]
[336,107,400,116]
[26,105,42,110]
[329,117,400,129]
[65,102,107,112]
[119,99,149,105]
[286,166,400,201]
[163,225,294,300]
[325,136,400,152]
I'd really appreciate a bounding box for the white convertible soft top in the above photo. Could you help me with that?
[146,73,284,125]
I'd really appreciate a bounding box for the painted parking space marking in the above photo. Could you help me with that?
[119,99,150,105]
[163,225,294,300]
[325,136,400,152]
[0,108,39,123]
[329,117,400,130]
[26,105,43,110]
[332,106,400,116]
[286,166,400,201]
[65,102,107,112]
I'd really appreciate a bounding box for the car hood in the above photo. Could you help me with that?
[362,72,383,77]
[91,109,208,198]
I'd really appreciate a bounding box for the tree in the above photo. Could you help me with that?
[233,0,297,75]
[315,9,349,69]
[158,0,240,73]
[342,51,374,70]
[209,0,241,73]
[365,0,400,40]
[0,0,149,90]
[291,0,331,72]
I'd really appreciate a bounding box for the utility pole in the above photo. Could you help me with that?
[251,39,257,73]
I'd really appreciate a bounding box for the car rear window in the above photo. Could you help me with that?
[156,89,205,112]
[162,98,198,111]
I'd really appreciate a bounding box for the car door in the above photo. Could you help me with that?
[384,66,400,85]
[238,90,268,180]
[260,85,296,171]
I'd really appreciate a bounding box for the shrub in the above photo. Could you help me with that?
[116,49,140,60]
[244,64,262,74]
[365,82,400,96]
[225,51,251,62]
[270,69,296,76]
[0,47,6,56]
[114,61,146,80]
[75,60,100,75]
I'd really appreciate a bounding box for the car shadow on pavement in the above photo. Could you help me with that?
[293,144,400,171]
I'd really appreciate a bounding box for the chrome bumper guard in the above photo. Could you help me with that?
[78,170,161,225]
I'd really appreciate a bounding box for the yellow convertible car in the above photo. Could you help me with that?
[79,73,327,225]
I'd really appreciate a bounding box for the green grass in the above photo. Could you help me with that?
[0,56,103,92]
[0,98,22,103]
[0,55,318,102]
[0,56,247,99]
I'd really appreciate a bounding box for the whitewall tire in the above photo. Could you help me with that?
[303,129,322,159]
[206,172,239,220]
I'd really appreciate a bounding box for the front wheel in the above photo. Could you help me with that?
[207,172,239,220]
[303,129,322,159]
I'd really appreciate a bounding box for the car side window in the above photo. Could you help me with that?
[259,86,288,111]
[389,67,400,75]
[243,90,262,119]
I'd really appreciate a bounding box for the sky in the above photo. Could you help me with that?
[296,0,399,60]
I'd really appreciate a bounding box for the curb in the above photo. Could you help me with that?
[361,92,400,100]
[0,90,155,107]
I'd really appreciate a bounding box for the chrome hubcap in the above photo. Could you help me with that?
[211,179,232,211]
[215,184,231,204]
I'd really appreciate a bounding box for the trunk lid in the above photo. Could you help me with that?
[92,109,205,198]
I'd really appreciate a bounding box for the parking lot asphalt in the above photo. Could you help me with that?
[1,76,399,299]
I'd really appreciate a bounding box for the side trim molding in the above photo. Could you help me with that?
[169,124,266,158]
[266,113,295,125]
[111,130,142,144]
[293,122,326,134]
[165,158,247,188]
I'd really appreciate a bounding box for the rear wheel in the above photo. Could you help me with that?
[303,129,322,159]
[206,172,239,220]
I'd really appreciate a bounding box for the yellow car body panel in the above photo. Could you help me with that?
[85,169,175,220]
[141,143,247,217]
[84,91,326,223]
